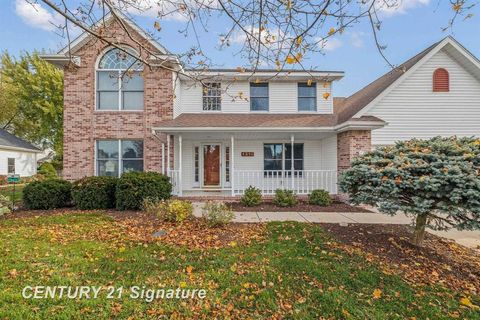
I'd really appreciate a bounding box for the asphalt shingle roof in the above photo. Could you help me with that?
[0,129,41,152]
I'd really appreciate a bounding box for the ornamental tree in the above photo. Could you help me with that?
[339,136,480,246]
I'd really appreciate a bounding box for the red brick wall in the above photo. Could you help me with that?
[62,19,173,180]
[337,130,371,172]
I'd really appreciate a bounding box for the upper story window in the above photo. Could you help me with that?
[298,82,317,111]
[250,83,269,111]
[433,68,449,92]
[96,47,144,111]
[203,83,221,111]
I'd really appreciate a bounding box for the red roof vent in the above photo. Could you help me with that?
[433,68,449,92]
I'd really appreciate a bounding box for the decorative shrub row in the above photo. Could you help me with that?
[72,176,117,210]
[240,186,332,208]
[23,172,172,211]
[23,179,72,210]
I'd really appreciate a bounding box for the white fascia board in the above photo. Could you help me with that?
[152,121,386,133]
[0,145,42,153]
[59,12,168,55]
[180,71,344,82]
[39,54,81,67]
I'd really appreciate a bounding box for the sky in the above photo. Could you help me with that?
[1,0,480,97]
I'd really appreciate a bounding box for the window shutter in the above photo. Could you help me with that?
[433,68,449,92]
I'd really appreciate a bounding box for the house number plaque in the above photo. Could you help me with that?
[241,152,254,157]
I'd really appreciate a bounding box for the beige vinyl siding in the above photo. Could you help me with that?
[177,80,333,114]
[365,49,480,146]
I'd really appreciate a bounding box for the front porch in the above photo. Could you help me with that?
[155,130,339,197]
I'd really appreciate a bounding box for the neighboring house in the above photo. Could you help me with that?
[0,129,41,177]
[42,13,480,197]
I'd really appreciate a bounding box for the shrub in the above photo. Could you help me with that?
[201,201,234,227]
[72,176,118,210]
[20,174,46,184]
[308,189,332,206]
[38,162,57,178]
[240,186,262,207]
[116,171,172,210]
[272,189,297,207]
[23,179,72,209]
[0,175,7,185]
[0,195,11,215]
[340,136,480,246]
[143,198,193,222]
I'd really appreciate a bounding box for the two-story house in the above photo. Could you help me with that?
[42,13,480,197]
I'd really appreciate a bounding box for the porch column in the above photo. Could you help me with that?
[161,143,165,175]
[167,134,171,173]
[290,134,295,190]
[231,135,235,196]
[179,135,183,196]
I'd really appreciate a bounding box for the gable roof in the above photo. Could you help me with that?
[335,36,480,123]
[0,129,41,152]
[59,11,169,55]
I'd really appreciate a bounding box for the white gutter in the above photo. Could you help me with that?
[0,145,42,153]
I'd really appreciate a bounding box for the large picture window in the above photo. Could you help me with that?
[202,83,221,111]
[298,82,317,111]
[97,47,144,111]
[96,139,143,177]
[250,83,269,111]
[264,143,304,174]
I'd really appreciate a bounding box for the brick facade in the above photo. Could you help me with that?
[337,130,371,172]
[62,19,173,180]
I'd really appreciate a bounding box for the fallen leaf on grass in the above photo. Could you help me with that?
[373,288,382,299]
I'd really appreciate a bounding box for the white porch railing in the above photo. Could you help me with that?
[167,170,180,195]
[233,170,338,195]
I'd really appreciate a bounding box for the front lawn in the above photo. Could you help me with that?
[0,212,478,319]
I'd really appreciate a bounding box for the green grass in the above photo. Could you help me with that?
[0,213,478,319]
[0,184,25,202]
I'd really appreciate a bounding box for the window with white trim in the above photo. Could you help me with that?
[202,83,221,111]
[298,82,317,111]
[250,82,269,111]
[7,158,15,174]
[96,47,144,110]
[96,140,143,177]
[194,146,200,183]
[263,143,304,175]
[225,146,230,182]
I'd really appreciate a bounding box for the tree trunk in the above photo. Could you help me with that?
[413,214,428,246]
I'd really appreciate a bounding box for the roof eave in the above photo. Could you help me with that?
[39,54,81,68]
[0,145,42,153]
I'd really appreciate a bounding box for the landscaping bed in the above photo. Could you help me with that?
[227,200,371,212]
[322,223,480,295]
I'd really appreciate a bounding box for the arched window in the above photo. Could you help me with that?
[97,47,144,110]
[433,68,449,92]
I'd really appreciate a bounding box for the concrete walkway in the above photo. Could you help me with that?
[192,203,480,249]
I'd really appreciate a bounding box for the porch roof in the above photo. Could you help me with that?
[152,113,385,133]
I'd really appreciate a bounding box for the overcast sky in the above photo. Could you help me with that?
[1,0,479,97]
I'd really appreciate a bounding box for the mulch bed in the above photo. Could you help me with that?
[227,201,371,212]
[322,223,480,295]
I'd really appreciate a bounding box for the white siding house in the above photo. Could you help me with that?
[0,130,41,177]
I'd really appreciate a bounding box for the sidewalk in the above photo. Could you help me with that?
[192,203,480,249]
